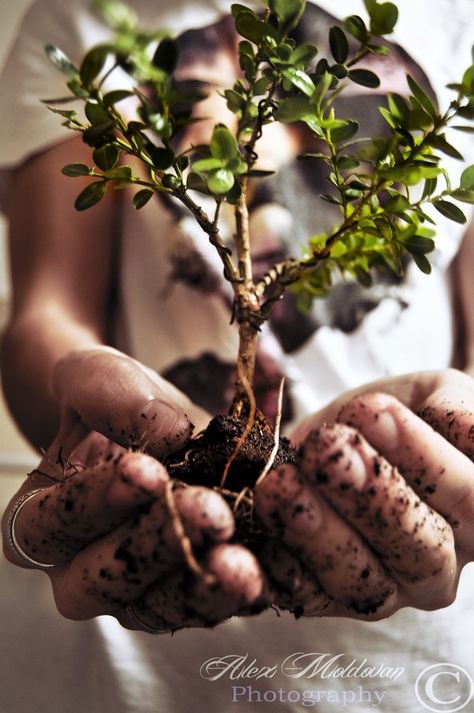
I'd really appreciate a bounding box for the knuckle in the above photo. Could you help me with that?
[338,392,400,424]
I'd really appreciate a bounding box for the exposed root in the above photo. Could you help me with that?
[165,480,217,587]
[255,377,285,488]
[220,368,256,488]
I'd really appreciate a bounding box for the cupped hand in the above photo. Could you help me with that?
[255,368,474,620]
[2,346,268,632]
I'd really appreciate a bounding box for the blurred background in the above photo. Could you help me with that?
[0,1,38,507]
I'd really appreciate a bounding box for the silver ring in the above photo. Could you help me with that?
[126,603,171,635]
[6,488,59,570]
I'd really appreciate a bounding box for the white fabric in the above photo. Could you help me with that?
[1,2,474,712]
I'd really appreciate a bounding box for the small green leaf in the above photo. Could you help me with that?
[47,107,78,119]
[62,163,91,177]
[85,102,111,126]
[269,0,305,33]
[282,67,315,96]
[430,135,464,160]
[311,72,332,111]
[433,199,467,224]
[45,45,78,77]
[344,15,367,42]
[93,144,119,171]
[450,188,474,204]
[451,125,474,134]
[74,181,107,211]
[93,0,137,30]
[386,194,411,213]
[412,253,432,274]
[406,75,437,119]
[82,121,115,146]
[369,2,398,35]
[210,125,239,161]
[461,165,474,189]
[235,12,276,43]
[152,37,178,73]
[103,89,134,107]
[404,236,435,254]
[331,120,359,143]
[193,158,225,172]
[149,146,174,170]
[290,43,318,67]
[277,96,314,123]
[224,89,246,113]
[80,46,110,87]
[348,69,380,88]
[104,165,133,180]
[207,168,235,194]
[133,189,154,209]
[329,26,349,64]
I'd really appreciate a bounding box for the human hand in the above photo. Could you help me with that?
[2,346,267,632]
[254,368,474,620]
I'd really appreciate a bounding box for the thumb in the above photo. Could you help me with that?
[52,346,194,459]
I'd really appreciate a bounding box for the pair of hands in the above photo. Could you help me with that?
[2,346,474,631]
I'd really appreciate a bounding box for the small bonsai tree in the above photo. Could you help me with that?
[45,0,474,530]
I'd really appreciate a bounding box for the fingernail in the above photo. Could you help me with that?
[302,427,367,490]
[140,399,193,457]
[360,410,399,453]
[121,452,168,491]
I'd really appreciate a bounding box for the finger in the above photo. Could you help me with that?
[52,347,194,459]
[129,544,268,632]
[257,539,333,617]
[50,485,235,619]
[417,372,474,460]
[338,392,474,549]
[301,425,457,610]
[9,452,168,566]
[255,464,398,617]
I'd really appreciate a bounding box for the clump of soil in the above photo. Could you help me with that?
[167,413,296,493]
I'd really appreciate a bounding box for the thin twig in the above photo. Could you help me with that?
[165,481,216,586]
[233,486,253,513]
[255,377,285,488]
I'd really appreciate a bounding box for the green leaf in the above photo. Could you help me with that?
[210,125,239,161]
[148,113,173,140]
[462,65,474,94]
[412,253,432,274]
[348,69,380,88]
[281,67,315,96]
[386,194,411,213]
[311,72,332,111]
[207,168,235,194]
[103,165,133,180]
[66,78,90,99]
[80,46,110,87]
[344,15,368,42]
[47,107,78,120]
[461,165,474,189]
[152,37,178,73]
[290,43,318,67]
[277,96,314,123]
[193,158,225,172]
[369,2,398,35]
[404,236,435,254]
[45,45,78,77]
[149,146,175,170]
[450,188,474,204]
[93,144,119,171]
[231,4,252,18]
[406,75,437,119]
[133,189,154,209]
[82,121,115,146]
[62,163,91,177]
[103,89,134,107]
[430,135,464,160]
[74,181,107,211]
[451,125,474,133]
[331,120,359,143]
[433,199,467,224]
[269,0,305,33]
[235,12,277,43]
[329,26,349,64]
[93,0,137,30]
[85,102,111,126]
[381,165,422,185]
[422,177,438,199]
[224,89,246,113]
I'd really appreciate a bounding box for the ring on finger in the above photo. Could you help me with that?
[6,488,60,570]
[126,603,171,635]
